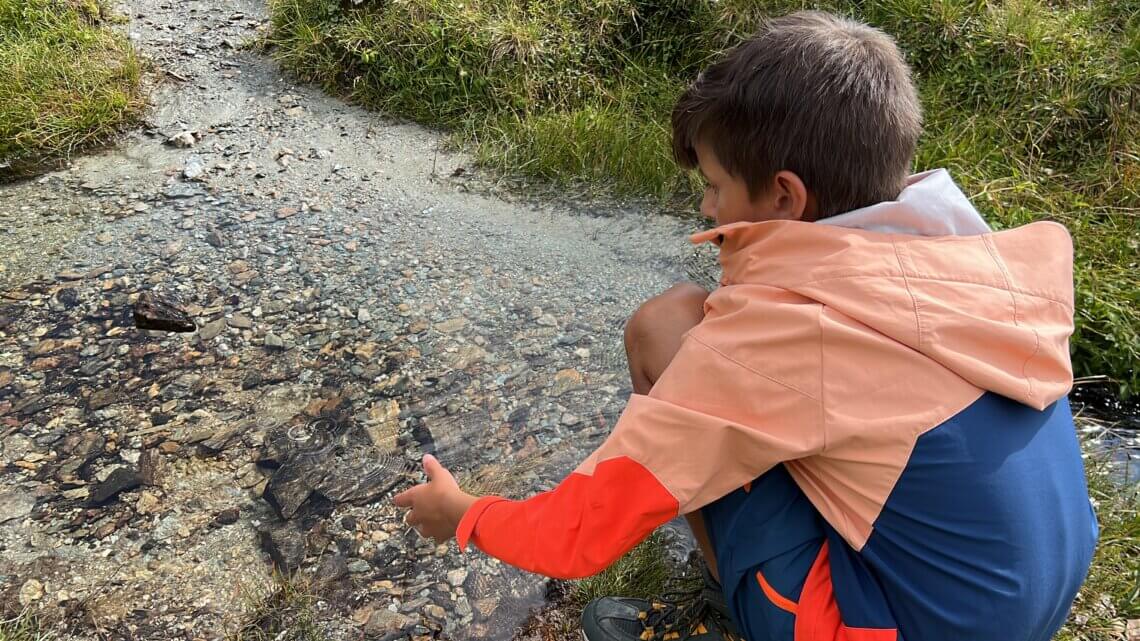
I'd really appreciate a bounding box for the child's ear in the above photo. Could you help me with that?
[772,170,812,221]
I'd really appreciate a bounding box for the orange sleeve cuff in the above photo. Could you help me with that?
[456,495,507,551]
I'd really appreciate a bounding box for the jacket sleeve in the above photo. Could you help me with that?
[457,333,824,579]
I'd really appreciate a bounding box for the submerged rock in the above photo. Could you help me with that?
[133,292,196,332]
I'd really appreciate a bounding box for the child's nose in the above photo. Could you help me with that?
[700,195,716,221]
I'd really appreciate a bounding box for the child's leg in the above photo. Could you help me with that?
[623,282,721,580]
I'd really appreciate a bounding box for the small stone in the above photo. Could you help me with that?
[182,155,206,181]
[205,225,225,248]
[347,558,371,573]
[166,131,197,148]
[259,524,306,574]
[227,314,253,329]
[163,237,184,256]
[213,507,240,525]
[357,308,372,323]
[344,241,358,252]
[423,604,446,621]
[561,412,580,426]
[447,568,468,587]
[199,318,226,341]
[363,609,412,635]
[18,580,43,606]
[264,333,286,350]
[275,206,298,219]
[0,490,35,523]
[62,487,89,500]
[536,314,558,327]
[435,317,466,333]
[96,232,113,245]
[551,368,584,396]
[136,491,160,515]
[88,388,117,411]
[134,292,195,332]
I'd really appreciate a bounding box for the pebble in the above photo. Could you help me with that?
[446,568,468,587]
[18,580,44,606]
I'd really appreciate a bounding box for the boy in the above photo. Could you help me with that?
[395,11,1098,641]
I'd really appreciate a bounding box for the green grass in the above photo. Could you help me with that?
[266,0,1139,395]
[0,610,55,641]
[0,0,145,175]
[228,571,325,641]
[1058,460,1140,640]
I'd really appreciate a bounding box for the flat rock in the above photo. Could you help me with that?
[89,467,142,505]
[134,292,196,332]
[0,490,35,523]
[199,318,226,341]
[258,523,306,574]
[363,609,413,636]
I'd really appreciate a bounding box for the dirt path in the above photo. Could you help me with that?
[0,2,715,639]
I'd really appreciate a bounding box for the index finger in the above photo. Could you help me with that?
[393,485,420,508]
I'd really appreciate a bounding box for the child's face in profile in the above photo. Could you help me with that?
[695,140,812,226]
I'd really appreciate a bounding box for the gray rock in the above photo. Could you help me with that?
[182,155,206,181]
[364,609,412,636]
[258,523,306,575]
[199,318,226,341]
[346,558,370,573]
[0,490,35,523]
[166,131,197,148]
[264,333,286,350]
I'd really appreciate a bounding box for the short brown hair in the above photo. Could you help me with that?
[672,11,922,219]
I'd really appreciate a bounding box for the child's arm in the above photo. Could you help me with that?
[395,334,824,579]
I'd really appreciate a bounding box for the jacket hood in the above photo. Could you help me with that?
[691,172,1075,410]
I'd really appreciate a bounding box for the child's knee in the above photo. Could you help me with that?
[624,282,709,352]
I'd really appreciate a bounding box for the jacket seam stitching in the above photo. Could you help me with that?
[685,332,820,401]
[791,274,1070,307]
[982,235,1039,399]
[890,239,924,348]
[818,307,828,452]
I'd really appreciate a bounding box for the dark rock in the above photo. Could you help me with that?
[90,467,142,505]
[53,288,81,310]
[133,293,196,333]
[14,395,58,417]
[241,371,262,390]
[262,467,314,520]
[139,448,166,486]
[258,523,306,574]
[314,553,348,588]
[212,507,240,526]
[87,388,117,411]
[205,225,225,248]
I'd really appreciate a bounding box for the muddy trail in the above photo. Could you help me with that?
[0,1,1135,640]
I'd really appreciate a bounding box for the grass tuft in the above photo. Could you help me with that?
[266,0,1139,395]
[0,0,145,175]
[569,531,684,610]
[1058,459,1140,641]
[228,571,325,641]
[0,610,55,641]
